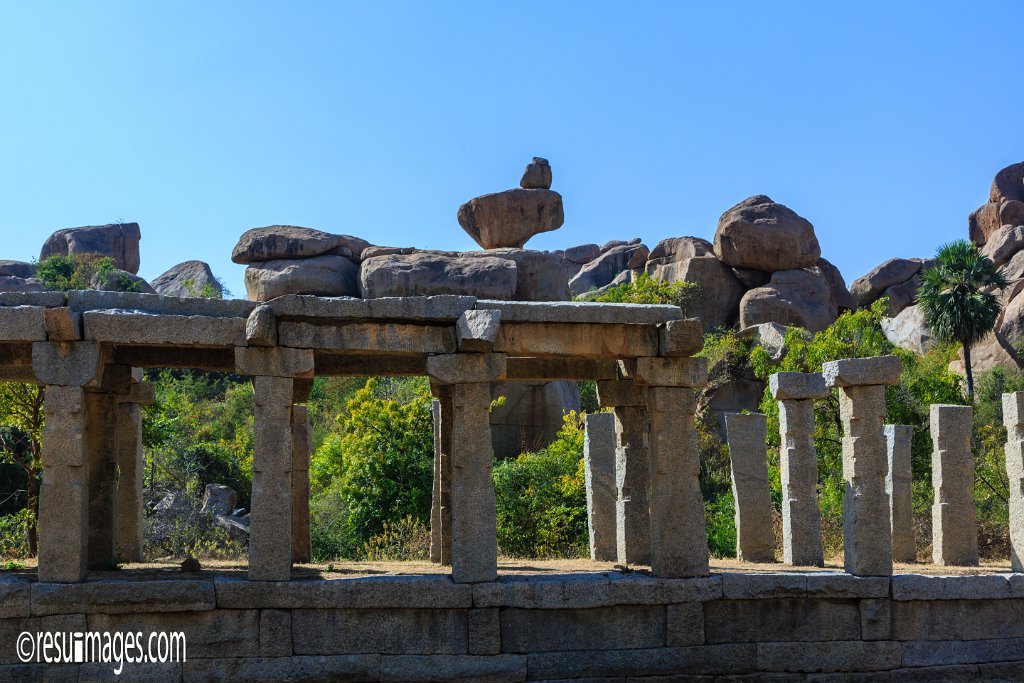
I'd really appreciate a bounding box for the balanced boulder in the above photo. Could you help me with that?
[714,195,820,272]
[245,254,359,301]
[359,252,517,299]
[520,157,553,190]
[152,260,223,298]
[232,226,370,263]
[969,162,1024,246]
[458,158,564,249]
[40,222,142,274]
[739,268,837,333]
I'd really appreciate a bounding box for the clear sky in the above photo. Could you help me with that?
[1,2,1021,298]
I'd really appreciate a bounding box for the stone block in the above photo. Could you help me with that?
[777,399,824,567]
[890,574,1011,600]
[259,609,292,657]
[43,307,81,341]
[500,605,665,653]
[0,291,66,307]
[470,574,722,609]
[78,662,181,682]
[67,289,256,317]
[891,599,1024,640]
[380,654,526,683]
[36,482,87,583]
[0,579,29,619]
[721,573,807,599]
[802,574,890,598]
[769,372,829,400]
[584,412,617,561]
[930,405,978,566]
[279,320,456,354]
[450,382,498,583]
[31,580,215,615]
[979,661,1024,682]
[476,299,682,325]
[123,381,156,405]
[183,655,380,682]
[427,353,507,385]
[32,341,103,387]
[468,608,500,655]
[634,356,708,388]
[274,294,478,322]
[667,603,704,646]
[861,598,891,640]
[596,380,647,408]
[83,311,247,346]
[87,609,258,659]
[292,608,468,655]
[822,355,902,387]
[724,413,774,563]
[1004,391,1024,572]
[245,304,277,346]
[525,644,756,679]
[0,614,86,664]
[0,306,46,341]
[900,638,1024,667]
[755,640,901,673]
[506,357,618,381]
[214,576,473,609]
[704,598,860,643]
[886,424,916,563]
[236,346,314,378]
[457,310,501,352]
[494,322,659,359]
[659,319,703,357]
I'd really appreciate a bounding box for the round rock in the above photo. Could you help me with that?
[714,195,820,272]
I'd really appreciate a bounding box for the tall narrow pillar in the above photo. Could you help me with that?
[770,372,828,567]
[430,399,442,563]
[885,424,915,563]
[630,354,709,577]
[291,405,313,564]
[427,353,505,583]
[113,374,155,564]
[1003,392,1024,572]
[597,380,650,565]
[725,413,774,562]
[32,341,105,583]
[429,386,454,566]
[823,356,902,577]
[931,404,977,566]
[237,347,314,581]
[583,412,616,561]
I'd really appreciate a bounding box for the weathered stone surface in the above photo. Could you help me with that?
[0,260,35,279]
[777,398,823,567]
[183,655,380,683]
[381,654,525,683]
[43,307,81,342]
[740,322,799,362]
[0,577,30,619]
[521,156,552,190]
[0,291,65,308]
[471,573,722,608]
[982,224,1024,266]
[739,268,838,333]
[84,311,246,347]
[769,371,828,401]
[890,573,1011,600]
[292,406,313,564]
[970,202,1003,246]
[0,275,44,293]
[40,222,142,274]
[245,254,358,301]
[714,195,820,272]
[458,188,564,249]
[756,640,901,673]
[427,353,506,385]
[245,305,276,347]
[88,609,258,658]
[236,347,314,378]
[456,310,501,352]
[991,162,1024,204]
[526,644,756,679]
[0,614,87,665]
[468,608,500,656]
[470,248,569,301]
[823,355,902,387]
[30,579,216,615]
[1002,198,1024,225]
[151,260,223,298]
[1004,391,1024,572]
[886,424,916,563]
[659,319,703,357]
[644,237,715,280]
[67,289,256,317]
[569,242,649,297]
[666,602,704,647]
[32,341,103,387]
[501,605,665,653]
[450,383,498,583]
[892,598,1024,641]
[663,255,745,332]
[850,258,922,307]
[293,608,467,654]
[901,638,1024,668]
[563,243,602,265]
[258,608,292,657]
[0,306,46,341]
[634,356,708,388]
[704,598,861,643]
[731,267,771,289]
[494,321,658,359]
[931,404,979,566]
[817,257,857,312]
[272,293,476,322]
[215,575,472,609]
[280,320,456,354]
[361,252,517,300]
[880,272,921,316]
[612,404,650,565]
[725,413,774,563]
[232,225,370,264]
[881,304,935,356]
[584,412,617,561]
[476,300,681,325]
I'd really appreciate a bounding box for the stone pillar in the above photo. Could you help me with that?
[1002,392,1024,572]
[823,356,902,577]
[236,347,314,581]
[113,374,155,564]
[427,353,505,583]
[291,405,313,564]
[636,356,710,578]
[429,386,454,566]
[430,399,442,563]
[930,404,978,566]
[724,413,774,562]
[596,380,650,566]
[583,412,616,561]
[32,341,105,583]
[770,372,828,567]
[885,424,915,563]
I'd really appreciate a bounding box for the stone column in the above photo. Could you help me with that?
[724,412,774,562]
[236,347,314,581]
[885,424,915,563]
[291,405,313,564]
[583,412,616,561]
[770,372,828,567]
[1002,392,1024,572]
[427,353,505,583]
[823,356,902,577]
[113,374,155,564]
[32,341,105,583]
[596,380,650,566]
[429,386,454,566]
[931,404,978,566]
[636,356,709,578]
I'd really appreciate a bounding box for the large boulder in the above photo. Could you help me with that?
[713,195,820,272]
[470,249,569,301]
[245,254,359,301]
[458,188,565,249]
[849,258,922,307]
[880,305,935,356]
[520,157,552,190]
[815,258,857,312]
[0,261,35,279]
[151,260,223,298]
[880,274,921,317]
[738,268,837,333]
[0,276,43,293]
[489,380,581,458]
[568,241,648,297]
[200,484,237,517]
[232,226,370,264]
[563,243,601,265]
[644,236,714,280]
[670,255,745,332]
[990,162,1024,204]
[981,225,1024,267]
[969,203,1003,247]
[40,223,141,274]
[359,252,517,299]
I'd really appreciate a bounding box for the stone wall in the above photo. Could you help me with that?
[2,572,1024,681]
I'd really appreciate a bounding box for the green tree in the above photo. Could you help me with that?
[0,384,44,556]
[916,240,1006,399]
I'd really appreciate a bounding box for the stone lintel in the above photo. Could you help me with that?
[236,347,314,378]
[494,322,659,359]
[44,307,82,341]
[506,357,618,381]
[121,382,156,405]
[0,305,47,341]
[83,311,247,346]
[426,353,506,385]
[246,305,277,347]
[633,356,708,387]
[111,346,236,372]
[659,319,703,357]
[596,379,647,407]
[315,353,427,377]
[823,355,902,387]
[456,310,501,352]
[32,341,106,388]
[770,372,829,401]
[278,321,456,354]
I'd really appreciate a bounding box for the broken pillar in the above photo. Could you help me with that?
[113,372,155,564]
[930,404,978,566]
[1003,392,1024,572]
[724,412,774,563]
[584,411,617,561]
[291,404,313,564]
[823,355,902,576]
[885,424,915,563]
[429,385,454,566]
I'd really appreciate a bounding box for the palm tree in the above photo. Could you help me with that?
[916,240,1007,400]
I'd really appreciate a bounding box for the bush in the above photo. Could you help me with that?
[310,484,359,561]
[704,490,737,558]
[0,509,32,560]
[589,272,702,313]
[361,515,431,561]
[35,253,144,292]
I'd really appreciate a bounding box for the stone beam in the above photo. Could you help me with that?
[506,357,618,381]
[236,347,314,379]
[426,353,506,385]
[278,321,456,355]
[83,311,246,346]
[110,346,236,372]
[930,404,978,566]
[0,306,46,341]
[314,353,427,377]
[493,323,659,359]
[658,319,703,357]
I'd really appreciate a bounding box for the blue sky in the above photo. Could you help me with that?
[1,2,1020,298]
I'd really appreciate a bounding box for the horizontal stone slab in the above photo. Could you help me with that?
[495,322,659,359]
[892,598,1024,641]
[471,573,722,608]
[380,654,526,682]
[501,605,665,653]
[756,640,901,673]
[822,355,903,387]
[0,614,86,664]
[0,306,47,341]
[215,576,473,609]
[68,290,256,317]
[704,597,861,643]
[901,638,1024,668]
[506,357,618,381]
[32,579,216,615]
[279,321,456,354]
[525,644,756,679]
[0,663,80,682]
[292,608,467,655]
[0,292,67,308]
[271,294,477,322]
[314,352,428,377]
[720,572,890,600]
[183,655,380,682]
[891,574,1012,601]
[0,577,30,619]
[477,300,682,325]
[769,371,829,400]
[87,609,258,659]
[83,311,247,346]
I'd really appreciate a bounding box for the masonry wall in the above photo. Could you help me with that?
[2,572,1024,682]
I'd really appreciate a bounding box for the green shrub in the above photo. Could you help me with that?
[704,490,737,558]
[310,484,360,561]
[0,509,33,560]
[35,253,144,292]
[588,272,702,313]
[361,515,431,561]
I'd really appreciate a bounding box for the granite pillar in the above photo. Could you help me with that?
[1003,392,1024,572]
[291,405,312,564]
[930,404,978,566]
[885,424,915,563]
[725,412,774,563]
[583,412,616,561]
